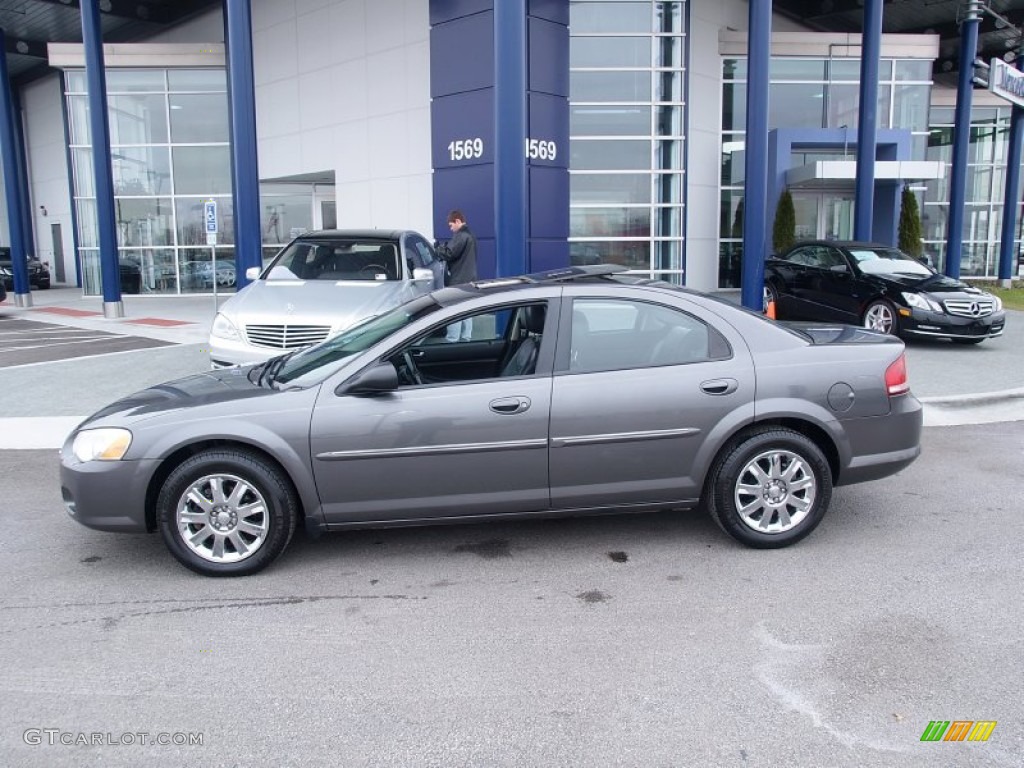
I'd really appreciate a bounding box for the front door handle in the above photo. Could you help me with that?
[700,378,738,396]
[489,396,531,415]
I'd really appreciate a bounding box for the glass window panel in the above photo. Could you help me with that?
[114,197,173,247]
[653,238,683,276]
[930,107,954,125]
[655,103,684,136]
[654,35,684,69]
[924,176,948,203]
[911,133,929,160]
[792,195,819,241]
[571,37,650,68]
[571,71,651,102]
[718,241,743,288]
[571,3,651,34]
[172,146,232,194]
[895,60,932,81]
[76,199,98,248]
[569,240,650,269]
[921,204,947,242]
[179,247,237,293]
[824,83,889,129]
[260,193,313,244]
[169,94,229,143]
[68,95,90,145]
[572,139,650,170]
[571,173,650,204]
[969,124,999,164]
[71,149,95,198]
[65,71,86,93]
[121,248,177,293]
[110,146,171,196]
[571,207,650,238]
[79,248,101,294]
[893,84,930,131]
[176,197,235,246]
[770,59,825,81]
[927,127,952,164]
[653,171,684,204]
[655,2,684,34]
[967,166,993,203]
[105,69,165,92]
[722,82,745,131]
[654,69,684,102]
[571,105,650,136]
[108,93,168,145]
[721,137,745,185]
[722,59,746,81]
[720,190,744,239]
[828,59,893,81]
[770,83,824,128]
[652,206,684,239]
[654,138,683,171]
[168,69,226,92]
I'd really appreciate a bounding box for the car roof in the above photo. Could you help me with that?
[295,229,418,241]
[789,240,899,250]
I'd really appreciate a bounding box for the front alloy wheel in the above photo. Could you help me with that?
[863,300,897,335]
[157,449,298,576]
[705,428,832,548]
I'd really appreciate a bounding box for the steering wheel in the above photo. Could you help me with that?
[402,351,424,385]
[359,264,387,276]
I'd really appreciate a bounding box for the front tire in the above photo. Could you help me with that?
[705,428,832,549]
[157,449,298,576]
[862,299,899,335]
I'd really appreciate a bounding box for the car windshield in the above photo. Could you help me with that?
[847,247,932,277]
[273,294,442,385]
[263,238,403,282]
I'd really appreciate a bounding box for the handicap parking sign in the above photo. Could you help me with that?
[204,200,218,234]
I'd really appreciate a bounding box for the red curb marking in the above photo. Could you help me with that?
[33,307,103,317]
[124,317,193,327]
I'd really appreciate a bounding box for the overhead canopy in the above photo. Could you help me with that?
[786,160,945,189]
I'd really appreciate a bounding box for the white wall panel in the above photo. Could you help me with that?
[253,21,298,85]
[298,67,341,130]
[256,79,302,138]
[253,0,297,33]
[334,121,371,182]
[328,1,368,63]
[334,59,370,123]
[366,51,408,117]
[296,7,335,73]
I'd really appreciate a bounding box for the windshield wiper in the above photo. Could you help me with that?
[258,350,298,387]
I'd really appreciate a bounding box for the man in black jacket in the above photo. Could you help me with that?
[437,209,478,341]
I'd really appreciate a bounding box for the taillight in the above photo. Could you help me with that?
[885,354,909,396]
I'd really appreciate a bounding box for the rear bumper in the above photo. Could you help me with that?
[837,394,923,486]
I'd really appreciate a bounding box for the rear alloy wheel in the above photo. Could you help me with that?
[157,449,298,576]
[705,428,832,548]
[763,284,779,315]
[862,300,898,335]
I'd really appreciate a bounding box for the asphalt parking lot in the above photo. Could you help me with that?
[0,317,172,368]
[0,422,1021,767]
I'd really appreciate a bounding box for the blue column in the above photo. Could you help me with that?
[80,0,123,317]
[998,58,1024,285]
[224,0,262,290]
[12,87,35,258]
[854,0,883,241]
[0,28,32,307]
[741,0,771,310]
[945,10,981,279]
[494,0,527,277]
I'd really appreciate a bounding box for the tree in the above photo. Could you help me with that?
[898,186,924,257]
[772,189,796,253]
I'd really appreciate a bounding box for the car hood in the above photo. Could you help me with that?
[871,272,990,297]
[79,368,275,427]
[219,279,412,330]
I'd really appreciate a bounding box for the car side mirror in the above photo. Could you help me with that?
[829,264,848,273]
[412,268,433,283]
[245,266,262,281]
[336,362,399,396]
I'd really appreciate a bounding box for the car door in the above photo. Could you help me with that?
[548,292,755,509]
[770,246,815,317]
[309,299,558,524]
[804,246,861,322]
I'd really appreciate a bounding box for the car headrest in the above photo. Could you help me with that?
[522,305,546,334]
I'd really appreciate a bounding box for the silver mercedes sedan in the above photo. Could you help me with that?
[208,229,443,367]
[61,265,922,576]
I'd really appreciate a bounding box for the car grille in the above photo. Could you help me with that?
[942,298,996,318]
[245,324,331,349]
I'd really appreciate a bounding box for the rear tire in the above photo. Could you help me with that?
[157,449,298,576]
[862,299,899,336]
[705,428,832,549]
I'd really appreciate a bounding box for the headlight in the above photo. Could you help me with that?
[991,295,1003,312]
[902,292,942,313]
[72,428,133,462]
[211,313,240,340]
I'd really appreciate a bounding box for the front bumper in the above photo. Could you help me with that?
[899,308,1005,340]
[60,452,161,533]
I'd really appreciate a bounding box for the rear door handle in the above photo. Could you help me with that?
[489,396,531,415]
[700,378,738,396]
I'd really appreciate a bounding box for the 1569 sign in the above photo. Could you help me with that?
[444,137,561,163]
[525,138,558,161]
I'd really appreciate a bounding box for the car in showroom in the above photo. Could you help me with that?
[0,247,51,290]
[61,264,922,576]
[764,240,1006,344]
[208,229,442,367]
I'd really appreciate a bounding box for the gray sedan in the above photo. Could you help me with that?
[61,265,922,576]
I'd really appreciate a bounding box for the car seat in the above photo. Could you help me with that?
[500,305,546,377]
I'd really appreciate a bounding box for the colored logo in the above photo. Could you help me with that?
[920,721,997,742]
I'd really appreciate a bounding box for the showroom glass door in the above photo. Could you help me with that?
[820,193,855,240]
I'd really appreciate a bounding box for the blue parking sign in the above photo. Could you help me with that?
[204,200,218,234]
